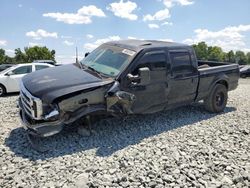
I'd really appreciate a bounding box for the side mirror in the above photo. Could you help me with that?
[127,67,151,85]
[85,52,90,57]
[139,67,150,85]
[5,71,14,76]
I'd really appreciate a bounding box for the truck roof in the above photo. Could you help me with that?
[106,39,190,52]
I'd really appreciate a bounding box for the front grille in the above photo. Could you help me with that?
[20,81,43,120]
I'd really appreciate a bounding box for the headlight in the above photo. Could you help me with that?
[44,108,59,120]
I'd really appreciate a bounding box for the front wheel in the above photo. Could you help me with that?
[204,84,228,113]
[0,85,6,97]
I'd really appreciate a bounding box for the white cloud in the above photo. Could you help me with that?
[143,9,170,22]
[28,42,44,47]
[162,0,194,8]
[43,5,106,24]
[43,13,92,24]
[78,5,106,17]
[127,36,137,39]
[63,40,74,46]
[26,29,58,40]
[6,49,14,53]
[242,48,250,53]
[0,40,7,46]
[162,21,173,26]
[86,34,94,39]
[160,38,174,42]
[18,4,23,8]
[61,35,72,39]
[107,0,138,21]
[5,49,15,57]
[148,23,160,29]
[183,24,250,52]
[84,36,121,51]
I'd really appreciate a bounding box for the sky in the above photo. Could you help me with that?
[0,0,250,63]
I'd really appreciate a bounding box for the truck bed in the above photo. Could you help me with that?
[196,60,239,101]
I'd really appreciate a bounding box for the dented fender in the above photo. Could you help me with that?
[106,81,136,115]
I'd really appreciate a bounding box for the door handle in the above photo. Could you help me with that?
[129,84,146,91]
[165,82,168,88]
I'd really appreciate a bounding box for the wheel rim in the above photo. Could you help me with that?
[0,87,3,96]
[215,92,224,107]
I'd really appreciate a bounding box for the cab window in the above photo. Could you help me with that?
[133,52,166,75]
[169,51,194,76]
[12,66,32,75]
[35,65,49,71]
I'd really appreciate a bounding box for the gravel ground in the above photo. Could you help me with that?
[0,79,250,188]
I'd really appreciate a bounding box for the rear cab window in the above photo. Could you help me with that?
[35,65,50,71]
[169,51,195,77]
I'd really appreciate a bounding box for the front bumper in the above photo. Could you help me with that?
[19,99,64,137]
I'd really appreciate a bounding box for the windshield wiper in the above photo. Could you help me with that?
[85,66,103,78]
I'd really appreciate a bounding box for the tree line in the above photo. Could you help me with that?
[192,42,250,65]
[0,46,56,64]
[0,42,250,65]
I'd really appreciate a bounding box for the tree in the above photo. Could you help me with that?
[246,52,250,65]
[24,46,56,63]
[207,46,224,61]
[0,46,56,64]
[226,50,235,63]
[235,51,247,65]
[0,49,5,64]
[14,48,27,64]
[192,42,208,60]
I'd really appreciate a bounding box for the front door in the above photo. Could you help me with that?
[6,65,33,92]
[121,51,170,114]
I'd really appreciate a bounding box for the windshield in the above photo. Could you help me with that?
[0,65,17,74]
[80,44,136,77]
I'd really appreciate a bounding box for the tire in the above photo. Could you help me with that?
[204,84,228,113]
[241,74,246,78]
[0,85,6,97]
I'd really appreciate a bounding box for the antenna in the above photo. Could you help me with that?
[76,46,78,63]
[75,46,83,69]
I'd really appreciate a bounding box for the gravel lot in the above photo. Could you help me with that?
[0,79,249,188]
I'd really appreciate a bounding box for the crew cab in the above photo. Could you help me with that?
[18,40,239,137]
[0,63,54,96]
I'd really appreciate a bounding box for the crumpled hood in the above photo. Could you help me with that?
[22,64,114,103]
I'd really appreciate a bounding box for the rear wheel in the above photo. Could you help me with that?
[241,74,247,78]
[204,84,228,113]
[0,85,6,97]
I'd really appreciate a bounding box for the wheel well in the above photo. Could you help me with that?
[0,84,7,92]
[216,80,228,89]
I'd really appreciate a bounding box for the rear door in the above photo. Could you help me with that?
[167,50,199,104]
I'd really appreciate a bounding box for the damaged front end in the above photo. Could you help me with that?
[19,81,136,138]
[106,81,136,115]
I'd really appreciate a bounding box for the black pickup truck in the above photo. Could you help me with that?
[18,40,239,137]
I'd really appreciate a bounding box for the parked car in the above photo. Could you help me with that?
[32,60,56,66]
[18,40,239,138]
[0,64,15,72]
[0,63,54,96]
[240,65,250,78]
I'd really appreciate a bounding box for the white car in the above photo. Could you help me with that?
[0,63,54,96]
